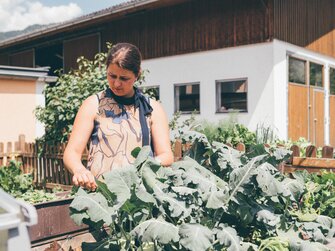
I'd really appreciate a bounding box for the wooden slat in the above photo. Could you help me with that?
[292,157,335,168]
[45,183,73,191]
[283,164,335,174]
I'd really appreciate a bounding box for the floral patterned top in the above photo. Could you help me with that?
[87,89,152,178]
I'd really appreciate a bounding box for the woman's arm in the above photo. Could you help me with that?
[63,95,98,190]
[150,99,174,166]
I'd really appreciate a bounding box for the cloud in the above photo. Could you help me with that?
[0,0,82,32]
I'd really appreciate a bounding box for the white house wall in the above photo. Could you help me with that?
[142,42,276,136]
[142,40,335,142]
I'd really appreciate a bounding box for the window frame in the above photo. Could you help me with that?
[288,56,307,85]
[215,78,248,113]
[174,82,200,114]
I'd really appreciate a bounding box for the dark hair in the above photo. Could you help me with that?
[106,43,142,77]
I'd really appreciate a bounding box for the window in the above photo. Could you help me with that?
[216,79,247,113]
[310,62,323,87]
[174,83,200,113]
[330,67,335,95]
[139,86,160,100]
[289,57,306,84]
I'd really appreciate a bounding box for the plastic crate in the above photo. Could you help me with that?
[0,189,37,251]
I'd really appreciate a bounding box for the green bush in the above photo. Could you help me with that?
[195,118,256,148]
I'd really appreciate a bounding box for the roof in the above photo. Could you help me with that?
[0,0,171,49]
[0,65,57,81]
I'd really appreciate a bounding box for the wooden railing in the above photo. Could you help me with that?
[173,140,335,174]
[282,145,335,173]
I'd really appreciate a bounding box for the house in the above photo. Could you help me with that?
[0,66,56,142]
[0,0,334,146]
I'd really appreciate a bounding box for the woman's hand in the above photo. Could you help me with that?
[72,167,97,191]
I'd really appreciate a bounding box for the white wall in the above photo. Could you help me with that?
[142,42,275,133]
[142,40,335,142]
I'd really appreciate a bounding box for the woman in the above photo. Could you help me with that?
[63,43,173,190]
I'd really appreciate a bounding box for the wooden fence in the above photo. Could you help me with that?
[0,135,85,190]
[1,135,335,190]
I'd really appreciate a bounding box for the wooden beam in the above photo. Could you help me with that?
[292,157,335,169]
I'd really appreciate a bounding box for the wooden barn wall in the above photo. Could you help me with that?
[9,49,34,68]
[274,0,335,58]
[0,54,9,65]
[63,33,100,72]
[101,0,273,59]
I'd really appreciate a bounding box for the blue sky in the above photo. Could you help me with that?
[0,0,128,32]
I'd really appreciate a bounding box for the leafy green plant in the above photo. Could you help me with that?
[0,161,33,196]
[255,122,278,145]
[294,171,335,219]
[0,161,58,204]
[70,142,334,250]
[194,118,256,149]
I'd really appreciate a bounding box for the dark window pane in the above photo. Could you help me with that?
[310,62,323,87]
[216,79,247,112]
[175,83,200,113]
[289,57,306,84]
[330,68,335,95]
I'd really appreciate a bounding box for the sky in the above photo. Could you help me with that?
[0,0,128,32]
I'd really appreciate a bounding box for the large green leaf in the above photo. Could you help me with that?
[155,191,191,218]
[281,177,304,200]
[256,209,280,227]
[141,164,168,194]
[103,165,140,203]
[176,157,227,189]
[214,223,241,251]
[70,188,115,225]
[179,223,213,251]
[212,141,243,170]
[227,155,265,203]
[133,146,152,168]
[135,183,156,204]
[131,218,179,244]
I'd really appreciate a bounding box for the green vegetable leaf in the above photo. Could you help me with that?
[103,165,139,204]
[214,223,241,251]
[179,223,213,251]
[131,218,179,244]
[70,188,115,225]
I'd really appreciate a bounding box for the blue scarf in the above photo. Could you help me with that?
[105,87,153,146]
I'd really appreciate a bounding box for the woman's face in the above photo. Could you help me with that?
[106,63,137,98]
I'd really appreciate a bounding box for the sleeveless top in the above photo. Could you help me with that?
[87,89,152,178]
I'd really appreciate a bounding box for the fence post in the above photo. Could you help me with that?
[0,142,4,166]
[321,146,334,159]
[306,145,317,157]
[174,139,183,161]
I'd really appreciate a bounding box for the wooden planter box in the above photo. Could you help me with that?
[29,197,88,246]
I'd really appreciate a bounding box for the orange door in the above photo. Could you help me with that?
[288,83,309,141]
[288,83,325,146]
[311,88,324,146]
